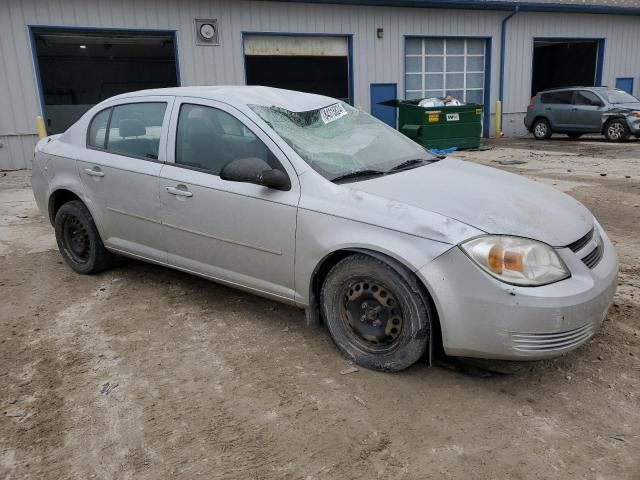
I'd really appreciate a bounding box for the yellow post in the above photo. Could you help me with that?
[36,116,47,139]
[494,100,502,139]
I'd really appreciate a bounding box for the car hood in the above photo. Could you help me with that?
[609,102,640,112]
[351,158,593,247]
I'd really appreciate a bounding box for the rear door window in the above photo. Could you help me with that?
[540,91,573,104]
[106,103,167,160]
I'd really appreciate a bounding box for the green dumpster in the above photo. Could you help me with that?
[392,100,483,150]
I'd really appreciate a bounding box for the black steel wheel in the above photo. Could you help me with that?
[54,200,113,274]
[321,254,431,372]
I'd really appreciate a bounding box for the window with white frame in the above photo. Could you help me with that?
[405,38,486,104]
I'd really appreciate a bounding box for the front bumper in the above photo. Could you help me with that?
[625,116,640,135]
[418,225,618,360]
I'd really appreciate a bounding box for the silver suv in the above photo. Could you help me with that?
[524,87,640,142]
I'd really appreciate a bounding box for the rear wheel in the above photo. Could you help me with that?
[604,119,629,142]
[532,118,552,140]
[567,133,582,139]
[320,255,430,372]
[54,200,113,274]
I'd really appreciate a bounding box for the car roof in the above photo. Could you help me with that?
[540,86,615,93]
[108,85,338,112]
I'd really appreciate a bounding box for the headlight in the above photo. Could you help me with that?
[631,111,640,118]
[460,236,570,286]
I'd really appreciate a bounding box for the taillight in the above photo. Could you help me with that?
[527,96,536,110]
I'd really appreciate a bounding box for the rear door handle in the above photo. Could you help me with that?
[84,168,104,177]
[166,186,193,198]
[545,107,552,111]
[571,108,579,111]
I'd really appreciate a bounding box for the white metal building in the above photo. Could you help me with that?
[1,0,639,169]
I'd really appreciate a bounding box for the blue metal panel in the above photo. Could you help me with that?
[616,77,634,95]
[370,83,397,127]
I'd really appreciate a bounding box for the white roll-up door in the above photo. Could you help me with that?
[243,35,348,57]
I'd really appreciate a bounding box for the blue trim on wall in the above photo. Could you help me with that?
[266,0,640,15]
[498,7,518,133]
[532,37,606,88]
[27,25,181,119]
[403,35,492,138]
[240,31,355,106]
[27,27,46,118]
[596,39,605,86]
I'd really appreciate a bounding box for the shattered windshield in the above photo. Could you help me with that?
[601,90,639,104]
[250,102,433,180]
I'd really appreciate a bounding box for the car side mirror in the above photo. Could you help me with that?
[220,157,291,191]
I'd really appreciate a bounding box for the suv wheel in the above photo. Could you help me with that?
[604,119,629,142]
[532,118,552,140]
[320,254,431,372]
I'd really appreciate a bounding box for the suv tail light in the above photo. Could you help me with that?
[527,96,536,110]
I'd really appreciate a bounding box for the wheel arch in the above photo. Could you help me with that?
[530,115,550,132]
[308,247,444,362]
[47,188,83,225]
[601,115,626,134]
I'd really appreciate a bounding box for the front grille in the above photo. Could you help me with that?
[581,245,604,269]
[511,324,594,353]
[566,228,594,253]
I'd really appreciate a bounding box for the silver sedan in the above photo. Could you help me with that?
[32,86,618,371]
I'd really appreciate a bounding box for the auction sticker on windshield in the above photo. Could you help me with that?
[320,103,348,124]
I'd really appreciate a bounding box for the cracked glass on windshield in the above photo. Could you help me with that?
[250,102,433,180]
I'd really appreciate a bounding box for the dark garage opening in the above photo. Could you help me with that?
[243,34,351,104]
[245,55,349,101]
[531,40,600,96]
[32,28,178,134]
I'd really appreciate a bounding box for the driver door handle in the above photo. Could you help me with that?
[166,186,193,197]
[84,168,104,177]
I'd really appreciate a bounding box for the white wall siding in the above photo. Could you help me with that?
[0,0,639,167]
[0,0,505,168]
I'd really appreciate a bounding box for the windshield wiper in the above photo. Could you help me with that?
[331,169,386,183]
[388,158,430,172]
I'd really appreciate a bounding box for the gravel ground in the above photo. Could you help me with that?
[1,137,639,479]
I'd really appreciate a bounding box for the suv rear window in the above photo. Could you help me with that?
[540,91,573,104]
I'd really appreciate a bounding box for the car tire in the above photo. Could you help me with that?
[320,254,430,372]
[567,133,582,139]
[604,119,629,142]
[54,200,113,274]
[532,118,552,140]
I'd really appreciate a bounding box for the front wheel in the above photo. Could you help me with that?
[604,119,629,142]
[532,118,552,140]
[54,200,113,274]
[320,255,431,372]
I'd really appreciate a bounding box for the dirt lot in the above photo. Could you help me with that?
[1,137,639,479]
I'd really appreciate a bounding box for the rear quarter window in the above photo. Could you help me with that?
[87,108,111,149]
[540,91,573,104]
